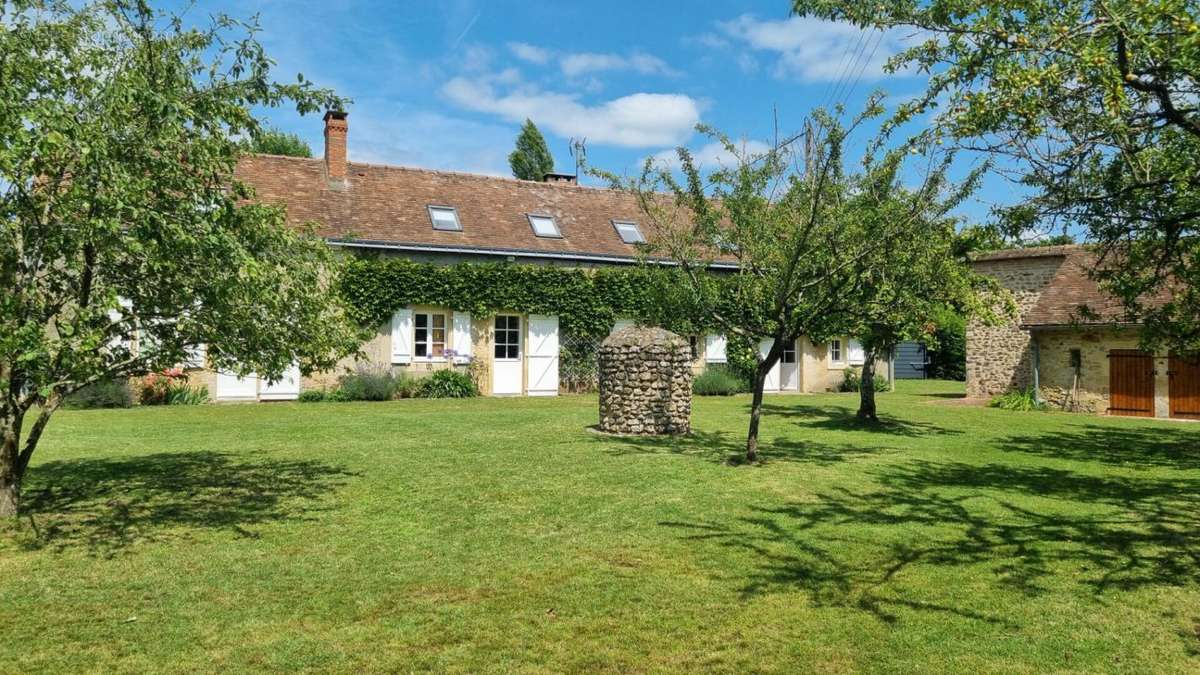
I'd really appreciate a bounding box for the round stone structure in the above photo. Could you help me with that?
[598,326,692,435]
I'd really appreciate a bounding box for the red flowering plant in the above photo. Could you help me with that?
[137,368,187,406]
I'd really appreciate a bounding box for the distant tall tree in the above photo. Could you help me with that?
[250,128,312,157]
[509,119,555,181]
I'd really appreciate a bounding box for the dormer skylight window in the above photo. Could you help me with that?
[612,220,644,244]
[428,205,462,231]
[527,214,561,238]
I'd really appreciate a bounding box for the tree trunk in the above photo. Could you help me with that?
[745,365,769,463]
[857,350,879,422]
[0,415,21,518]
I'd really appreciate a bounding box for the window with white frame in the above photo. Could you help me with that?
[414,312,447,358]
[782,342,797,364]
[829,339,843,364]
[428,205,462,231]
[527,214,561,238]
[494,315,520,359]
[612,220,644,244]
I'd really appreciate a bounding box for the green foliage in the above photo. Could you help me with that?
[166,384,210,406]
[249,128,313,157]
[338,258,713,342]
[509,119,555,181]
[990,389,1047,412]
[693,366,748,396]
[62,379,133,410]
[417,370,479,399]
[790,0,1200,354]
[298,390,328,403]
[839,367,891,393]
[336,367,405,402]
[925,308,966,381]
[0,0,359,511]
[724,334,759,386]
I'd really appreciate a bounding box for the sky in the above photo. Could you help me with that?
[182,0,1023,226]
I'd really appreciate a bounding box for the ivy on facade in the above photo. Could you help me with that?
[337,257,717,340]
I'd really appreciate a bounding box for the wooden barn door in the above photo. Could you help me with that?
[1108,350,1155,417]
[1169,353,1200,419]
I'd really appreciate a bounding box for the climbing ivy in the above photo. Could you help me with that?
[337,257,721,340]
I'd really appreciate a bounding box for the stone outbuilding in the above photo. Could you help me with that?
[598,326,692,435]
[968,245,1197,419]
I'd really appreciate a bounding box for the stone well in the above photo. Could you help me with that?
[598,326,692,435]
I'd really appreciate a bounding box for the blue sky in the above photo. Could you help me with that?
[189,0,1021,226]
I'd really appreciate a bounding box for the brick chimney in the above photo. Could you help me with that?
[323,111,348,181]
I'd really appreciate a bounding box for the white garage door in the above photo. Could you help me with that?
[216,371,259,401]
[260,363,301,401]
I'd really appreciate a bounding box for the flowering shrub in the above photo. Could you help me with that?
[138,369,208,405]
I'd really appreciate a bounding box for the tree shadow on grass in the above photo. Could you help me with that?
[661,457,1200,627]
[758,403,964,438]
[998,423,1200,471]
[20,451,358,557]
[595,428,895,467]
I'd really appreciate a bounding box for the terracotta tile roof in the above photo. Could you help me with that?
[970,244,1081,262]
[234,154,678,263]
[974,245,1166,327]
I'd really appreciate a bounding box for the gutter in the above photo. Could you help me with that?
[325,238,741,270]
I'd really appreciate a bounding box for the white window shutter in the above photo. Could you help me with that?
[848,339,866,365]
[185,344,207,369]
[391,309,413,364]
[705,334,727,363]
[452,312,472,363]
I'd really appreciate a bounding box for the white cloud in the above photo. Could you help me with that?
[504,42,679,78]
[508,42,551,65]
[441,77,701,147]
[348,108,514,176]
[561,51,679,78]
[651,139,772,171]
[717,14,917,83]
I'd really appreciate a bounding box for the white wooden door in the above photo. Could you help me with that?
[760,339,781,391]
[526,315,559,397]
[216,370,259,400]
[492,315,523,395]
[260,363,301,401]
[780,340,799,391]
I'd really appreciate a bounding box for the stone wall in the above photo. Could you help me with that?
[598,326,692,435]
[1034,327,1152,414]
[966,256,1065,398]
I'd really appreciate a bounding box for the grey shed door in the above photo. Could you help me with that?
[894,341,927,379]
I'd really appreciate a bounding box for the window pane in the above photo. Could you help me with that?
[429,206,461,231]
[507,345,519,359]
[432,343,444,357]
[415,314,428,328]
[528,215,560,237]
[433,314,445,329]
[415,328,427,342]
[431,328,445,343]
[415,343,427,357]
[494,344,505,358]
[614,221,644,243]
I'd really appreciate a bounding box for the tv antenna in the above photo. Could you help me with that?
[569,137,587,180]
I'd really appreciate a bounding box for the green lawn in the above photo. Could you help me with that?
[2,381,1199,673]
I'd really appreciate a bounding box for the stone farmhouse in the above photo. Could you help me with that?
[967,245,1198,419]
[187,112,883,401]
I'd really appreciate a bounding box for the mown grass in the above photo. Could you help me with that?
[2,380,1199,673]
